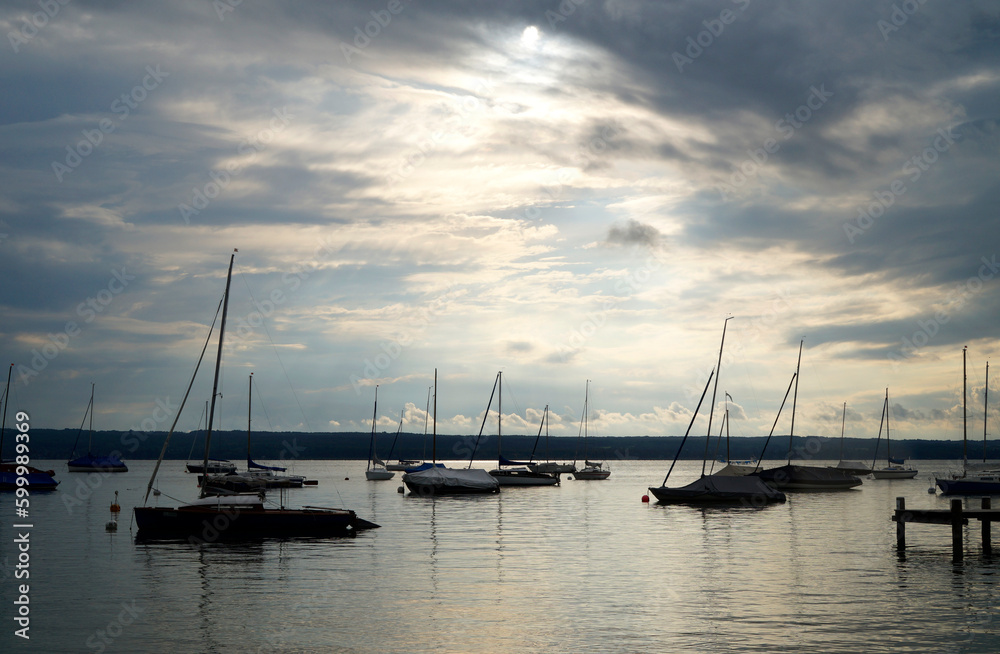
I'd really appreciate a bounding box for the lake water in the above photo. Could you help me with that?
[2,459,998,653]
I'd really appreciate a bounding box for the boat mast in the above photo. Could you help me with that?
[200,250,236,497]
[885,388,892,464]
[985,361,990,463]
[432,368,437,464]
[839,402,847,460]
[498,371,502,459]
[702,315,732,476]
[788,340,803,464]
[870,390,888,472]
[87,382,95,456]
[963,345,968,465]
[247,372,253,466]
[367,384,378,472]
[0,363,11,460]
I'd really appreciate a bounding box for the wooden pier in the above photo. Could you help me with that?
[892,496,999,558]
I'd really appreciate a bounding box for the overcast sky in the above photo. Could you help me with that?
[1,1,997,446]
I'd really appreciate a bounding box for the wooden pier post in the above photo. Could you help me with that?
[983,497,992,554]
[896,497,906,550]
[951,498,964,559]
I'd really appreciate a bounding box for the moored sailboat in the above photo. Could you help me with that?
[0,364,59,490]
[751,340,862,491]
[937,350,1000,494]
[487,372,559,487]
[829,402,872,476]
[67,384,128,473]
[870,389,918,479]
[402,369,499,495]
[572,380,610,480]
[134,250,378,537]
[650,317,786,504]
[365,385,394,481]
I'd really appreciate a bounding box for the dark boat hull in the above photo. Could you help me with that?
[648,475,786,504]
[936,476,1000,495]
[753,464,862,491]
[0,464,59,490]
[133,505,375,538]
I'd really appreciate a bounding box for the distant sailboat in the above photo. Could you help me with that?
[487,372,559,486]
[870,388,918,479]
[573,380,610,480]
[830,402,872,476]
[752,340,862,491]
[527,405,576,474]
[0,363,59,490]
[134,250,377,537]
[67,383,128,473]
[402,369,499,495]
[711,392,759,476]
[937,349,1000,494]
[366,385,394,481]
[650,317,785,504]
[186,400,236,474]
[200,373,307,493]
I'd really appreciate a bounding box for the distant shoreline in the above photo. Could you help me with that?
[18,428,994,462]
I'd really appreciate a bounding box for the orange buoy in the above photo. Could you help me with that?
[641,494,650,503]
[110,490,121,513]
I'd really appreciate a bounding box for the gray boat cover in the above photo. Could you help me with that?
[402,466,500,491]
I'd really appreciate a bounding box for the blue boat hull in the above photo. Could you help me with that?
[936,476,1000,495]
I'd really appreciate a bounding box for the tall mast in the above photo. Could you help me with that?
[0,363,12,460]
[788,339,803,464]
[985,361,990,463]
[367,385,378,472]
[963,345,968,465]
[87,382,95,455]
[498,371,502,458]
[839,402,847,460]
[885,388,892,463]
[432,368,437,464]
[702,316,732,476]
[247,372,253,464]
[200,250,236,497]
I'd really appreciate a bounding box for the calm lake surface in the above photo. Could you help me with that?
[2,459,999,653]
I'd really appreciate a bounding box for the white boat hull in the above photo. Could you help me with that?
[365,469,395,481]
[871,467,918,479]
[489,468,559,486]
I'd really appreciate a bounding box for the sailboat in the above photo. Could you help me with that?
[527,405,576,474]
[572,380,610,480]
[869,388,918,479]
[487,372,559,486]
[66,384,128,472]
[365,385,394,481]
[829,401,872,476]
[937,350,1000,494]
[199,373,307,492]
[751,340,862,491]
[0,363,59,490]
[386,388,429,471]
[650,317,786,504]
[401,368,499,495]
[711,392,759,476]
[134,250,378,537]
[185,401,237,473]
